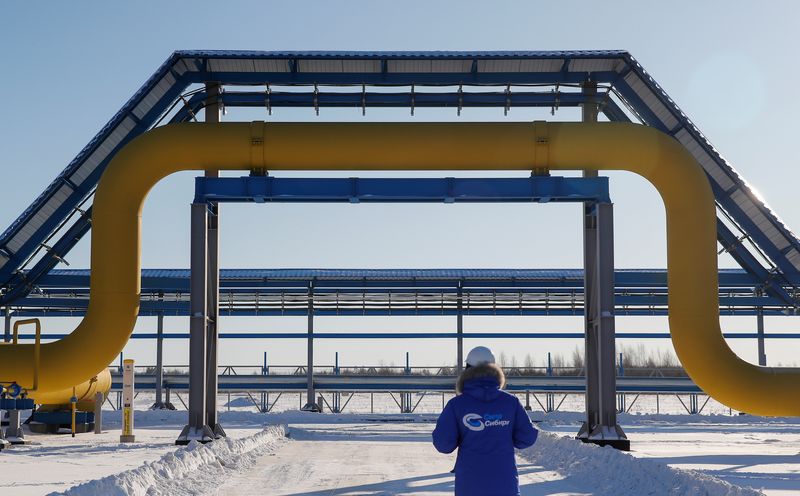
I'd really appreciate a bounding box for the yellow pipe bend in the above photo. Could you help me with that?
[34,369,112,410]
[1,121,796,415]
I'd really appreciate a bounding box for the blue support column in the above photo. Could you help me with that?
[3,308,10,343]
[333,352,341,413]
[757,304,767,366]
[176,203,215,445]
[546,352,554,413]
[401,352,412,413]
[261,351,268,413]
[302,282,320,412]
[457,281,464,373]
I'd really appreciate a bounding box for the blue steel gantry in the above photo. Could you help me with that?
[0,51,797,308]
[1,51,799,450]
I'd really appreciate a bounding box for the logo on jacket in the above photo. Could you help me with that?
[462,413,510,431]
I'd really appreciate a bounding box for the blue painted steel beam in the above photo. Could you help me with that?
[26,268,762,290]
[14,332,800,340]
[223,90,601,109]
[194,176,611,204]
[7,308,789,317]
[184,71,622,87]
[0,207,93,307]
[173,90,629,126]
[715,218,797,306]
[7,295,781,310]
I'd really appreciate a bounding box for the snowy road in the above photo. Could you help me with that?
[214,422,585,496]
[3,410,788,495]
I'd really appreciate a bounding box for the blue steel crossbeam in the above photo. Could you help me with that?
[194,176,611,204]
[107,373,704,395]
[13,332,800,341]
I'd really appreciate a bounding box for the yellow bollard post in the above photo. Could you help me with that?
[120,359,135,443]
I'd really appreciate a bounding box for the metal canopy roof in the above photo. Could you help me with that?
[1,50,799,309]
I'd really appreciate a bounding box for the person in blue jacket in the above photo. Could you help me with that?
[432,346,538,495]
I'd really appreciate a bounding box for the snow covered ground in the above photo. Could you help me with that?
[2,407,797,495]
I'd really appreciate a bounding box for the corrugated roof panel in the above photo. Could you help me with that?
[176,50,631,61]
[430,60,472,72]
[674,129,736,191]
[0,252,7,269]
[132,72,177,120]
[297,59,382,73]
[172,58,194,76]
[38,184,73,218]
[477,59,563,73]
[622,72,679,130]
[298,59,338,72]
[387,59,471,73]
[217,268,591,280]
[518,59,564,72]
[69,147,105,186]
[730,189,791,250]
[70,116,136,187]
[252,59,290,72]
[207,58,256,72]
[387,60,430,73]
[342,59,382,73]
[785,248,800,270]
[569,58,626,73]
[6,218,41,253]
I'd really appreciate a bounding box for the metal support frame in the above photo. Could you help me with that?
[205,202,224,436]
[545,352,555,412]
[204,82,225,438]
[94,391,103,434]
[574,80,627,450]
[301,282,320,411]
[260,351,269,412]
[400,352,412,413]
[3,307,11,343]
[3,307,10,342]
[331,351,341,413]
[5,409,27,445]
[576,202,629,450]
[176,83,227,441]
[176,203,216,445]
[456,281,464,373]
[151,309,174,410]
[0,412,8,450]
[757,304,767,366]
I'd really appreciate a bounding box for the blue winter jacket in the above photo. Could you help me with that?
[432,365,538,496]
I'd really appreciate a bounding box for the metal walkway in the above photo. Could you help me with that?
[5,267,789,317]
[1,51,798,304]
[110,372,702,395]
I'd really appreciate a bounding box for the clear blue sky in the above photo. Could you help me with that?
[1,1,799,369]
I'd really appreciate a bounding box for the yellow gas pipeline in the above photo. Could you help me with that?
[0,121,796,415]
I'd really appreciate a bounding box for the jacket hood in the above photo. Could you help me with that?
[456,363,506,402]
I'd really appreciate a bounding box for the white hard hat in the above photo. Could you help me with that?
[466,346,495,367]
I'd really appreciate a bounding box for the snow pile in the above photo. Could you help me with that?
[224,396,255,408]
[52,425,286,496]
[521,431,764,496]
